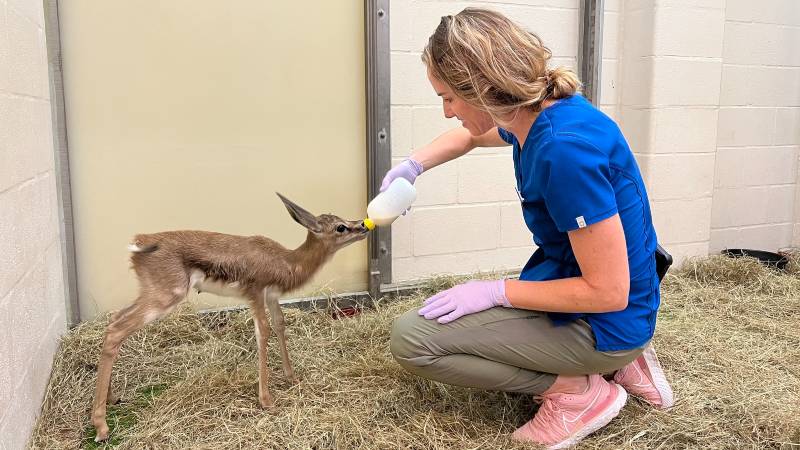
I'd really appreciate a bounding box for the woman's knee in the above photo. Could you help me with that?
[389,308,432,367]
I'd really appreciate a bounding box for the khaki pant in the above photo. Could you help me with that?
[390,307,644,394]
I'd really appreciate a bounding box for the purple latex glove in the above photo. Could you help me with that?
[418,280,512,324]
[380,158,424,192]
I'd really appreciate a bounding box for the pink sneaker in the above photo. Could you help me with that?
[512,374,628,449]
[613,343,674,409]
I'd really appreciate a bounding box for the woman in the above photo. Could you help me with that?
[384,9,674,449]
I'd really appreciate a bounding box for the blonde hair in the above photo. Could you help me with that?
[422,8,581,123]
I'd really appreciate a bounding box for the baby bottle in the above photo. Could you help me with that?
[363,178,417,230]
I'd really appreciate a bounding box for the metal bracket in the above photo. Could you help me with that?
[365,0,392,300]
[578,0,605,105]
[45,0,81,326]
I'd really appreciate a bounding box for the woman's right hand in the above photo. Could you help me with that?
[380,158,424,192]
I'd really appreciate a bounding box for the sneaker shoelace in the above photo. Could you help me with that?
[533,393,563,424]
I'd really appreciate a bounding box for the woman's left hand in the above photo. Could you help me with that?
[418,280,511,324]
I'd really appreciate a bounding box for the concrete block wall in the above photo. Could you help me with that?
[618,0,725,265]
[600,0,622,121]
[390,0,800,280]
[390,0,584,281]
[711,0,800,252]
[0,0,67,448]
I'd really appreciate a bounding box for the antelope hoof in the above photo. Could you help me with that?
[94,423,110,442]
[260,395,274,409]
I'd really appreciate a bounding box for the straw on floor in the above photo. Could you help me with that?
[30,255,800,449]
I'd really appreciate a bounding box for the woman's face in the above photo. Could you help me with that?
[427,68,495,136]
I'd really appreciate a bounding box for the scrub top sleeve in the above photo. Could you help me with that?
[536,135,618,233]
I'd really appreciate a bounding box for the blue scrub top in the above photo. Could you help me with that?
[498,94,659,351]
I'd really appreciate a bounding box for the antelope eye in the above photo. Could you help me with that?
[336,224,347,233]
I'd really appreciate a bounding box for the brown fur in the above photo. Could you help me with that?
[91,194,368,442]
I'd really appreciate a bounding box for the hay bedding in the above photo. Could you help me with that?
[30,256,800,449]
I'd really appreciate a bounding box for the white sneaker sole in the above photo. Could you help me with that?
[641,344,675,409]
[547,384,628,450]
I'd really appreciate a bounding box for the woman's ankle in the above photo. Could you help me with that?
[544,374,591,395]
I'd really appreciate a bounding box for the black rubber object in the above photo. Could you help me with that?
[721,248,789,271]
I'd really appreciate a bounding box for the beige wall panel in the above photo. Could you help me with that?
[59,2,367,316]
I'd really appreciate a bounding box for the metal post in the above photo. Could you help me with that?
[365,0,392,300]
[578,0,605,105]
[44,0,81,325]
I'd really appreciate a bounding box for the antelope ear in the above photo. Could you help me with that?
[276,193,322,233]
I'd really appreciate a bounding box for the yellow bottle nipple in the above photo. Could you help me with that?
[363,218,376,231]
